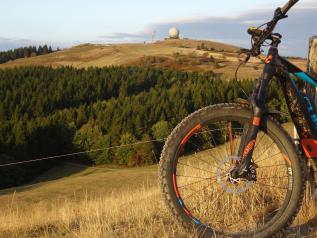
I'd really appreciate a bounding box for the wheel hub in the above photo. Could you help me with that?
[216,155,255,194]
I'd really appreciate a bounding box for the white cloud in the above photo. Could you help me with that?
[100,3,317,57]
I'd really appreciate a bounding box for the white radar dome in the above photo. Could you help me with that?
[169,27,180,39]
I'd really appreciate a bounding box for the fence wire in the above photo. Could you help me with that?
[0,138,166,168]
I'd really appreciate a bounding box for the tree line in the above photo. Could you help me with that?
[0,45,56,64]
[0,66,288,188]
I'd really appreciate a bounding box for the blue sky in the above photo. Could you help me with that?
[0,0,316,56]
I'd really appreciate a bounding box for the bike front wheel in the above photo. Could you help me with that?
[159,103,304,238]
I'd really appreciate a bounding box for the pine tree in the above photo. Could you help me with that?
[115,133,137,165]
[38,45,43,55]
[43,45,49,54]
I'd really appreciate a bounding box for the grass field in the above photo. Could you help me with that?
[0,163,192,238]
[0,39,307,79]
[0,156,316,238]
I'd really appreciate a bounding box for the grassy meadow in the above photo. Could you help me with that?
[0,159,316,237]
[0,163,192,238]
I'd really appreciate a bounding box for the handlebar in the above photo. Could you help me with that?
[244,0,299,57]
[281,0,299,15]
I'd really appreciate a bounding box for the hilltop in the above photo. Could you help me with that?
[0,39,307,79]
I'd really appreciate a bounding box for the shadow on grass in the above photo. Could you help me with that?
[0,161,88,196]
[287,216,317,237]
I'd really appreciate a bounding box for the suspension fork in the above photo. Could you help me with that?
[235,47,277,176]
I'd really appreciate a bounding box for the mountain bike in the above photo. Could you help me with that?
[159,0,316,237]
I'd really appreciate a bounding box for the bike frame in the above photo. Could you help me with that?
[238,45,317,172]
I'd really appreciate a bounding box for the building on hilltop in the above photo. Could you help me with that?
[166,27,180,40]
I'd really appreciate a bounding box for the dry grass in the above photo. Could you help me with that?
[0,165,194,238]
[0,172,315,238]
[0,124,316,237]
[0,163,316,237]
[0,39,307,79]
[0,185,190,238]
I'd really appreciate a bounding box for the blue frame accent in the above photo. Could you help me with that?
[294,72,317,87]
[193,218,202,225]
[178,198,202,225]
[178,198,184,206]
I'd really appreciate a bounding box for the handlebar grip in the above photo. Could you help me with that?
[248,27,263,37]
[281,0,299,15]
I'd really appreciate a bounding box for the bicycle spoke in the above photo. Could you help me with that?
[224,133,229,158]
[254,132,266,151]
[187,136,232,170]
[187,140,221,166]
[196,127,243,136]
[259,176,288,180]
[228,122,234,155]
[181,175,227,201]
[233,133,242,156]
[254,182,288,190]
[257,164,286,169]
[192,152,214,167]
[190,190,226,214]
[176,174,212,179]
[210,132,227,162]
[177,173,222,189]
[178,162,211,174]
[182,184,211,200]
[254,141,275,162]
[255,152,282,164]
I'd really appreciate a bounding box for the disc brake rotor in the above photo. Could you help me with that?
[216,155,254,194]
